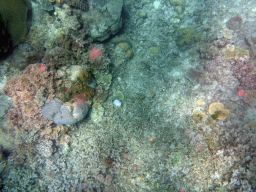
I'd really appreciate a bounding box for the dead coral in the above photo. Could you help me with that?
[226,15,243,30]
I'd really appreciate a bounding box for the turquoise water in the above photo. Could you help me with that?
[0,0,255,191]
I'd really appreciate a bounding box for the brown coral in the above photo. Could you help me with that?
[226,15,243,30]
[244,90,256,107]
[209,102,229,120]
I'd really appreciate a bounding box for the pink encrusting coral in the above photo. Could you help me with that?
[89,46,103,63]
[87,45,110,69]
[237,89,246,97]
[72,93,88,107]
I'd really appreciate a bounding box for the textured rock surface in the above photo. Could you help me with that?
[89,0,123,41]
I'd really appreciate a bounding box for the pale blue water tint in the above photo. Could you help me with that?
[0,0,255,191]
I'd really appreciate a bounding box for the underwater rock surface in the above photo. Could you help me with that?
[0,0,32,58]
[88,0,123,41]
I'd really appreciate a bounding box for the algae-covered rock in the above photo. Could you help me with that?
[96,73,112,90]
[0,0,32,58]
[113,91,124,100]
[91,102,104,123]
[169,0,186,8]
[170,0,186,13]
[88,0,123,41]
[39,0,53,11]
[118,42,131,52]
[0,0,31,45]
[117,42,134,59]
[176,26,202,49]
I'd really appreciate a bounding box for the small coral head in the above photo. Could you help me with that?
[39,65,47,72]
[72,93,88,106]
[237,89,246,97]
[89,46,103,62]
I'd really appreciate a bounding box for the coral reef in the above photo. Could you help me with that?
[113,91,124,100]
[117,42,134,59]
[88,44,110,70]
[39,0,53,11]
[95,74,112,90]
[1,0,256,191]
[93,85,109,103]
